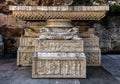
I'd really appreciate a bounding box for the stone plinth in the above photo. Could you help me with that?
[32,39,86,78]
[17,47,34,66]
[17,35,36,66]
[83,37,101,66]
[32,53,86,78]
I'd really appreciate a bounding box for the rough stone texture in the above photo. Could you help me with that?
[32,53,86,78]
[17,47,34,66]
[0,13,25,54]
[35,40,83,52]
[19,37,36,47]
[33,38,86,78]
[83,37,101,66]
[79,27,101,66]
[94,16,120,53]
[17,36,36,66]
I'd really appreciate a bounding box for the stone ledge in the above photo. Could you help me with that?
[35,40,83,52]
[34,52,85,59]
[9,6,109,11]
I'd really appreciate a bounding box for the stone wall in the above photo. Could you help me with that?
[94,16,120,53]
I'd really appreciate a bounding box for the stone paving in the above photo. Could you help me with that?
[102,54,120,82]
[0,55,120,84]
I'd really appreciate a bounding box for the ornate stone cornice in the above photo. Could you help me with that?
[10,6,109,11]
[9,6,109,20]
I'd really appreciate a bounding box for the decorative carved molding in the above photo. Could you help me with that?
[38,27,81,40]
[35,40,83,52]
[32,52,86,78]
[10,6,109,20]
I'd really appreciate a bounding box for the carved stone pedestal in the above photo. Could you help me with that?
[10,6,109,79]
[17,36,36,66]
[32,52,86,78]
[80,28,101,66]
[84,37,101,66]
[17,47,34,66]
[32,40,86,78]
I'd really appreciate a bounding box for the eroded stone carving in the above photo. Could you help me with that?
[32,52,86,78]
[25,0,74,6]
[17,47,35,66]
[38,27,81,40]
[35,40,83,52]
[24,28,40,37]
[19,37,36,46]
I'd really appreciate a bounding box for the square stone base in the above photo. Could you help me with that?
[17,47,34,66]
[83,37,101,66]
[32,53,86,78]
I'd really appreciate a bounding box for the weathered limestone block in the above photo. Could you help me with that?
[80,28,101,66]
[83,38,99,47]
[83,37,101,66]
[80,28,94,38]
[19,37,36,47]
[84,47,101,66]
[17,47,35,66]
[32,53,86,78]
[35,40,83,52]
